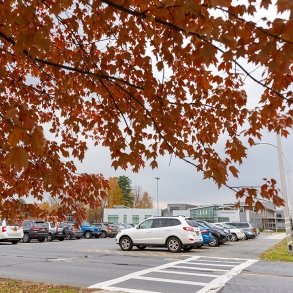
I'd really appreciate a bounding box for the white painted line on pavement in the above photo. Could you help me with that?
[196,258,258,293]
[134,275,207,286]
[97,287,160,293]
[175,265,229,272]
[159,269,221,278]
[88,255,257,293]
[88,255,201,289]
[192,259,244,264]
[187,262,235,267]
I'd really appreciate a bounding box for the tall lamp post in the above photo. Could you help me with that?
[255,135,293,254]
[155,177,160,216]
[276,135,293,253]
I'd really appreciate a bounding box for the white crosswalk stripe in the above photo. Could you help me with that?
[88,256,258,293]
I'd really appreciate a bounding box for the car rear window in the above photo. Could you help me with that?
[35,222,46,226]
[185,219,198,227]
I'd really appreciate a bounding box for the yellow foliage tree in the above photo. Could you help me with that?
[106,177,124,208]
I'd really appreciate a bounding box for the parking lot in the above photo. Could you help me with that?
[0,232,290,292]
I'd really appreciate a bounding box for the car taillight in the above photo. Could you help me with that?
[201,230,209,234]
[2,226,6,232]
[183,226,194,232]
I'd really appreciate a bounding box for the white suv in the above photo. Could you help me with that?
[0,220,24,244]
[116,216,203,253]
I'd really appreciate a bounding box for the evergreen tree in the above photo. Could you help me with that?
[118,176,133,207]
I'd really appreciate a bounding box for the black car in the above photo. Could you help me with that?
[196,220,227,247]
[22,220,49,243]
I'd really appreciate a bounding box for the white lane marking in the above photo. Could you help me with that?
[191,259,243,264]
[174,265,229,272]
[159,269,220,278]
[196,259,258,293]
[98,287,160,293]
[187,262,235,267]
[134,275,207,286]
[88,255,202,289]
[88,256,257,293]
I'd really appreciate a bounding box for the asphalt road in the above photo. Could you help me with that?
[0,233,292,292]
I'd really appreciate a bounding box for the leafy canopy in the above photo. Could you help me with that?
[0,0,292,219]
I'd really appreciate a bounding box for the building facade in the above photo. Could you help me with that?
[103,207,159,225]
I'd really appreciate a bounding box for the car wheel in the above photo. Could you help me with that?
[183,246,193,252]
[166,237,182,253]
[100,231,107,238]
[47,233,53,242]
[85,231,92,239]
[136,245,147,250]
[119,236,133,251]
[11,240,19,245]
[209,236,219,247]
[38,238,45,242]
[231,233,238,241]
[23,233,31,243]
[66,234,72,240]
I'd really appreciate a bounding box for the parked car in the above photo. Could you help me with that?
[0,220,24,244]
[22,220,49,243]
[213,223,245,241]
[124,223,135,229]
[225,222,257,239]
[63,222,83,240]
[92,222,118,238]
[196,220,227,247]
[198,226,215,247]
[46,222,65,241]
[113,223,127,233]
[80,222,102,239]
[116,216,203,253]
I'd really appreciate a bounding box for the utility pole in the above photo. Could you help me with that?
[277,134,293,253]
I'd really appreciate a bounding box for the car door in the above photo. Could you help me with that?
[131,219,154,244]
[151,218,169,244]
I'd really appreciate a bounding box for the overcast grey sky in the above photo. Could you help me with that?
[75,130,293,210]
[74,76,293,210]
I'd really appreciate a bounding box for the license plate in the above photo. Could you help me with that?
[13,227,18,231]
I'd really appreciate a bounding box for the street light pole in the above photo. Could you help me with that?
[256,137,293,253]
[276,134,293,253]
[155,177,160,216]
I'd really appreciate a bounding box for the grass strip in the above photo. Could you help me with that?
[259,238,293,262]
[0,278,98,293]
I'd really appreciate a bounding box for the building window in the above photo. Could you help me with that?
[108,215,118,223]
[123,215,127,223]
[132,215,140,225]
